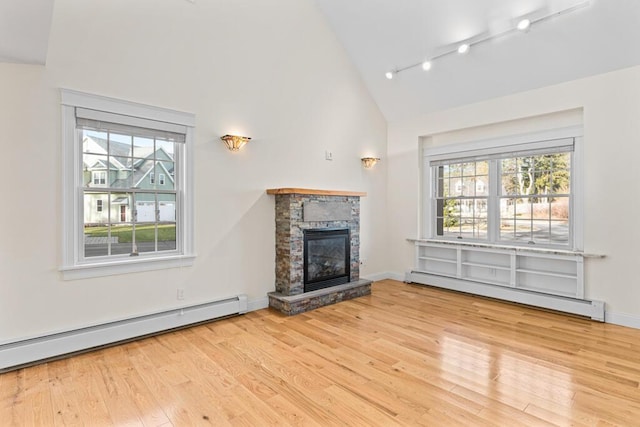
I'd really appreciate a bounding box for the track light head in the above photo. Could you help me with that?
[517,18,531,31]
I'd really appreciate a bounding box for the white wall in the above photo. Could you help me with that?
[0,0,387,343]
[387,65,640,327]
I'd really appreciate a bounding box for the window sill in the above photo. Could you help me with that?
[60,254,196,280]
[407,238,604,258]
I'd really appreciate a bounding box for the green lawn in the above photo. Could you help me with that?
[84,224,176,242]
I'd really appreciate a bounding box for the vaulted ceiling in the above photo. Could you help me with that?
[0,0,54,64]
[2,0,640,122]
[313,0,640,121]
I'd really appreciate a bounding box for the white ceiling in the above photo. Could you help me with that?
[0,0,54,64]
[1,0,639,122]
[313,0,640,121]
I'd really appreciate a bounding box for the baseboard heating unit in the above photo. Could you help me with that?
[408,271,605,321]
[0,294,248,372]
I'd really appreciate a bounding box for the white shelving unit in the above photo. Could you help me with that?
[414,240,584,299]
[409,239,606,320]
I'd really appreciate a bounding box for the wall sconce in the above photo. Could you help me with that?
[220,134,251,152]
[361,157,380,169]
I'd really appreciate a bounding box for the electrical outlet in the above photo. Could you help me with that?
[177,288,185,300]
[325,150,333,161]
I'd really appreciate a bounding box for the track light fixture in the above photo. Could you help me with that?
[517,18,531,31]
[385,0,590,79]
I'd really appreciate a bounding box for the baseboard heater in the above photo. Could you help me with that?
[408,271,605,321]
[0,294,248,372]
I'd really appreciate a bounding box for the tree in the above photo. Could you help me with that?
[503,153,570,201]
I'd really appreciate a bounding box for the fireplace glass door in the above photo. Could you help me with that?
[303,228,350,292]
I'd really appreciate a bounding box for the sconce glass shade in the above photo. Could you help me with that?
[221,134,251,152]
[361,157,380,168]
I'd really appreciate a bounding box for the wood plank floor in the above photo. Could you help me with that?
[2,279,640,426]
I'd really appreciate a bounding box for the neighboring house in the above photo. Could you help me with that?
[82,136,176,225]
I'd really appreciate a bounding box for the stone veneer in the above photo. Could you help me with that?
[266,188,372,315]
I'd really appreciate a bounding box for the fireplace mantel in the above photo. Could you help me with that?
[266,188,367,197]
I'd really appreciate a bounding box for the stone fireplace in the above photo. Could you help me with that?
[266,188,372,315]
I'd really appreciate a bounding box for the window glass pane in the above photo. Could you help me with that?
[111,225,134,255]
[463,163,475,176]
[111,156,133,189]
[135,196,157,224]
[462,178,474,197]
[449,163,462,178]
[83,154,108,187]
[83,225,109,258]
[108,133,132,158]
[158,161,175,190]
[84,191,109,257]
[475,177,488,196]
[441,198,461,236]
[514,219,532,242]
[136,223,157,254]
[157,139,174,157]
[82,130,109,155]
[133,136,154,159]
[474,217,488,239]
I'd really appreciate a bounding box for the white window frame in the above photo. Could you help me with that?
[159,173,165,185]
[422,126,583,251]
[60,89,196,279]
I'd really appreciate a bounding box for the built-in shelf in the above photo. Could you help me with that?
[413,240,584,299]
[463,262,511,271]
[515,268,577,280]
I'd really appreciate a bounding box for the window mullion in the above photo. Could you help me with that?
[487,159,499,243]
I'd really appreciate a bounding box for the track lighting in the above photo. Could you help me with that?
[384,0,590,80]
[517,18,531,31]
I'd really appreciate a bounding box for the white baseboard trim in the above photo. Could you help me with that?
[408,271,605,321]
[605,311,640,329]
[247,296,269,312]
[0,294,248,372]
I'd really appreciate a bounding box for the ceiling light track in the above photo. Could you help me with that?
[385,0,591,79]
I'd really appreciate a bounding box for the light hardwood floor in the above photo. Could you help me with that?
[2,279,640,426]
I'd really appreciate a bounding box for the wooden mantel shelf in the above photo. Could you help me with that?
[266,188,367,197]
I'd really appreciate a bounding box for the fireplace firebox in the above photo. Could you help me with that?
[303,228,350,292]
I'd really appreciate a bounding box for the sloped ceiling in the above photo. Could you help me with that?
[313,0,640,122]
[2,0,639,122]
[0,0,54,64]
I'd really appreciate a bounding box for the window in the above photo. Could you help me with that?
[92,171,106,185]
[499,153,571,244]
[159,174,165,185]
[61,89,195,279]
[435,160,489,239]
[425,129,582,249]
